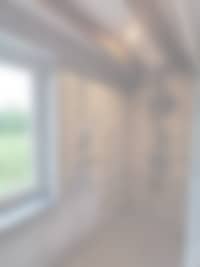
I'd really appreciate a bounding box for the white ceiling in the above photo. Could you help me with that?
[10,0,200,70]
[72,0,133,32]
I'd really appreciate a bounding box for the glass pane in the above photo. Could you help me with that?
[0,64,35,200]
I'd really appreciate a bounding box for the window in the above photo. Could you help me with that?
[0,64,35,201]
[0,35,57,228]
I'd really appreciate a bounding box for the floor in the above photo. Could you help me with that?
[63,211,183,267]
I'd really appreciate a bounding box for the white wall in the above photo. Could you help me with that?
[185,78,200,267]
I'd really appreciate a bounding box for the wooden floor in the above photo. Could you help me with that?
[63,211,183,267]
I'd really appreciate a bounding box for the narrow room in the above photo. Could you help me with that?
[0,1,199,267]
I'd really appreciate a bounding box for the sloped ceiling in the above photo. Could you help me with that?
[37,0,198,71]
[1,0,199,73]
[52,0,132,32]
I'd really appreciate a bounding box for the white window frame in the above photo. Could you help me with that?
[0,33,59,231]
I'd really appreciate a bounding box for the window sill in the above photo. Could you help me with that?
[0,195,53,234]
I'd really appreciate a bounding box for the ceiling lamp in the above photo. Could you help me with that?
[122,21,144,49]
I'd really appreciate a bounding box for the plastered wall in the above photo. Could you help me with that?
[61,73,128,214]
